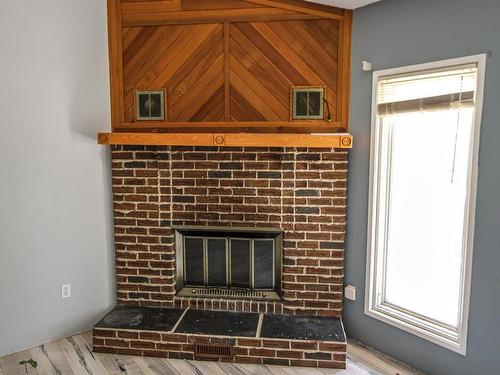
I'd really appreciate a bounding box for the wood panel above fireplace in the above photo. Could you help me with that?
[103,0,353,140]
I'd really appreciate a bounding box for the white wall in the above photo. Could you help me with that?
[0,0,115,356]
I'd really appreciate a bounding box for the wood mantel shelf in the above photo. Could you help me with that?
[97,132,353,149]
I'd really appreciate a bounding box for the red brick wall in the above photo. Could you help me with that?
[93,327,347,369]
[112,146,347,317]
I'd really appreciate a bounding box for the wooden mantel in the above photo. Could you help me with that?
[97,132,353,149]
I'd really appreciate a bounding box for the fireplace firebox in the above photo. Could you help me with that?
[174,227,282,301]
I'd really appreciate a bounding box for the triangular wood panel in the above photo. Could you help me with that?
[122,23,225,122]
[229,19,339,121]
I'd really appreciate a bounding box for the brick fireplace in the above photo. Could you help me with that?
[94,145,348,368]
[112,145,347,315]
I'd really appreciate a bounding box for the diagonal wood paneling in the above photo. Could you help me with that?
[122,23,225,122]
[229,19,339,122]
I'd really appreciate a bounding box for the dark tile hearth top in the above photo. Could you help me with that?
[95,306,184,331]
[95,305,345,343]
[175,309,259,337]
[261,314,345,342]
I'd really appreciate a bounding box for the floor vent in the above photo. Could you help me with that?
[194,343,234,359]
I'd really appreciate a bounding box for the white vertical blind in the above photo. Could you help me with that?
[377,64,478,115]
[381,108,473,328]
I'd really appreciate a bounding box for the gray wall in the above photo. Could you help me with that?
[345,0,500,374]
[0,1,115,356]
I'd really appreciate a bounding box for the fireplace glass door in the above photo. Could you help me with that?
[175,228,282,301]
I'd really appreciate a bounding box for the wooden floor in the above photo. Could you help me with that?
[0,332,423,375]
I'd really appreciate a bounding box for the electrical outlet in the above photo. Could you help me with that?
[344,285,356,301]
[61,284,71,299]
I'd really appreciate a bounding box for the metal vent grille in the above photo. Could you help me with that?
[135,90,165,121]
[177,287,280,301]
[191,288,267,298]
[291,86,325,120]
[194,343,234,359]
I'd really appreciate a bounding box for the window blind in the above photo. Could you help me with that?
[377,64,478,115]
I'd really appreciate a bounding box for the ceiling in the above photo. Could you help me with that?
[306,0,380,9]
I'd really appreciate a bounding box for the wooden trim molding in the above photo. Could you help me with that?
[107,0,124,131]
[97,132,353,148]
[121,0,181,14]
[244,0,345,20]
[338,10,352,129]
[121,7,321,27]
[116,121,344,133]
[120,0,348,27]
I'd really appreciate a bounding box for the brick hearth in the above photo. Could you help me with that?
[93,306,347,369]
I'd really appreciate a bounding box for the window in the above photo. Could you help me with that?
[365,55,486,354]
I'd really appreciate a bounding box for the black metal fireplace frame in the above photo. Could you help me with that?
[173,226,283,301]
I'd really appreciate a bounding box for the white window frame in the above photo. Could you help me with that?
[365,54,486,355]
